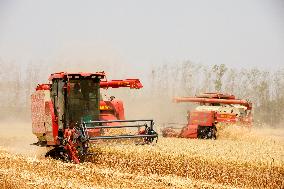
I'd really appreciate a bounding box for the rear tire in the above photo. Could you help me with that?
[212,126,217,140]
[45,146,70,162]
[197,126,217,139]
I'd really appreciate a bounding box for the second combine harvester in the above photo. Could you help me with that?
[162,92,252,139]
[31,72,158,163]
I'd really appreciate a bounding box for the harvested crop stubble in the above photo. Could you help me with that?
[0,147,231,189]
[87,134,284,189]
[0,126,283,188]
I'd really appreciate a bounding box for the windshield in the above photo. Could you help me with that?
[67,79,100,125]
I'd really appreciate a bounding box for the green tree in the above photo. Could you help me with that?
[212,64,228,92]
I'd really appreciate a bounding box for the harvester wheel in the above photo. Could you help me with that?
[45,146,70,162]
[212,126,217,140]
[197,126,217,139]
[144,128,158,144]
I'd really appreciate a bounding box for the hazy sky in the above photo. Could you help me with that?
[0,0,283,74]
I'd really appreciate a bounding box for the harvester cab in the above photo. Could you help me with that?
[31,72,158,163]
[161,92,252,139]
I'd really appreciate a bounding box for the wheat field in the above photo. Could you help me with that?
[0,124,283,189]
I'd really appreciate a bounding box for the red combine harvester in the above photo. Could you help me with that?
[161,93,252,139]
[31,72,158,163]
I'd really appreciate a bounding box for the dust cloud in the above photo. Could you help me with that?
[0,52,283,157]
[216,123,284,142]
[0,121,48,158]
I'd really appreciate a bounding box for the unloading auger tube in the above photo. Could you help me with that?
[173,97,252,110]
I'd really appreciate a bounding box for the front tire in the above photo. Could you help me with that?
[197,126,217,139]
[45,146,70,162]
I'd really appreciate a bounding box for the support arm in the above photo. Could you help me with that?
[173,97,252,110]
[100,79,143,89]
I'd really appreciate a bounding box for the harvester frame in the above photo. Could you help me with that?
[31,72,158,163]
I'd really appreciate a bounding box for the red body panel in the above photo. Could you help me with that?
[180,124,198,138]
[215,113,237,123]
[36,84,51,91]
[38,101,58,145]
[48,101,59,145]
[99,100,125,120]
[188,111,215,126]
[178,111,214,138]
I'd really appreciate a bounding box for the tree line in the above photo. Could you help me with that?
[149,61,284,127]
[0,59,283,127]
